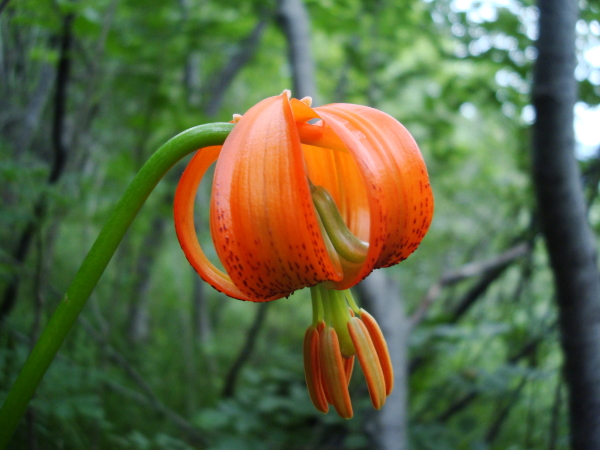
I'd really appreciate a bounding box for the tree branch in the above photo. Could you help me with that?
[484,376,528,444]
[79,317,208,444]
[433,322,554,423]
[101,381,206,444]
[0,0,11,15]
[221,303,270,398]
[5,322,207,445]
[410,242,530,328]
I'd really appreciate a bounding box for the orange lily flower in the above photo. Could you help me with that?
[174,91,433,418]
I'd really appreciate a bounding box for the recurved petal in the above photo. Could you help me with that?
[303,326,329,413]
[320,326,353,419]
[210,93,342,300]
[314,104,434,288]
[359,309,394,396]
[174,146,256,301]
[347,317,386,410]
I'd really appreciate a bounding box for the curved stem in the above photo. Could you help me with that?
[0,122,234,448]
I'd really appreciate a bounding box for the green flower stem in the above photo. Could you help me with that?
[309,286,323,326]
[0,123,234,449]
[319,286,355,358]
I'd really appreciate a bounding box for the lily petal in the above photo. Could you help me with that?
[174,146,256,301]
[210,93,342,300]
[315,104,434,288]
[348,316,386,410]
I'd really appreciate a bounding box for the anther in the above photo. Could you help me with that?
[300,96,313,107]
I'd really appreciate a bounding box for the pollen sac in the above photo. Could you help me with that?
[319,326,353,419]
[348,316,386,410]
[359,309,394,395]
[303,325,328,414]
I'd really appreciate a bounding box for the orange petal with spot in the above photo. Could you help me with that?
[344,356,355,386]
[348,317,386,410]
[174,146,256,301]
[314,104,434,288]
[320,327,353,419]
[303,326,328,413]
[360,309,394,396]
[210,93,342,301]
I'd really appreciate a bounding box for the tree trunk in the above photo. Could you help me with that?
[204,17,269,117]
[532,0,600,447]
[277,0,318,103]
[357,271,408,450]
[0,13,74,322]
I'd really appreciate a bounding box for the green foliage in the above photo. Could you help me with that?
[1,0,598,448]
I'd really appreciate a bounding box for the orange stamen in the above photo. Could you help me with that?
[303,326,328,413]
[348,317,386,410]
[359,309,394,395]
[320,327,353,419]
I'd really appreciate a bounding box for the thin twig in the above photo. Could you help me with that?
[484,376,528,444]
[0,0,11,15]
[6,323,207,445]
[431,322,554,423]
[410,242,530,328]
[102,380,206,445]
[222,303,270,398]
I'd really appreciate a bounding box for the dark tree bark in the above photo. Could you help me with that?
[276,0,318,103]
[0,0,11,15]
[0,13,74,321]
[532,0,600,447]
[12,63,56,154]
[221,303,270,398]
[358,271,408,450]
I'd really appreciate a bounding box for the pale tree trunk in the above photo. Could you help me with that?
[277,0,318,103]
[204,17,269,117]
[532,0,600,447]
[358,271,408,450]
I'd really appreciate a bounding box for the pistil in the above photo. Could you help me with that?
[310,183,368,263]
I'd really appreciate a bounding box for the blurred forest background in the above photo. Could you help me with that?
[1,0,600,449]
